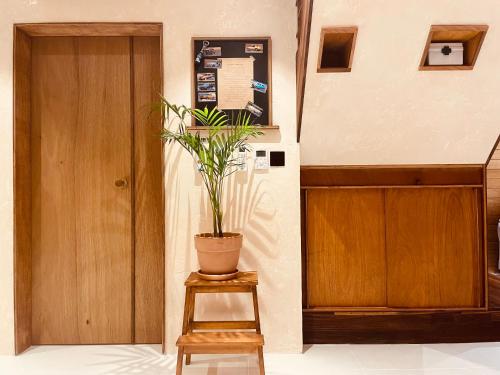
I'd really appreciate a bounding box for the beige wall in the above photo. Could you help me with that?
[301,0,500,165]
[0,0,302,355]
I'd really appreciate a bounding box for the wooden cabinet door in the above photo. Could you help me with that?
[386,188,482,308]
[31,36,133,344]
[306,189,387,307]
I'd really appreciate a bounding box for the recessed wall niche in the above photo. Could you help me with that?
[419,25,488,71]
[317,26,358,73]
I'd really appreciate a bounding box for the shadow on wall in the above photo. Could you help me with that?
[164,139,281,321]
[196,163,280,321]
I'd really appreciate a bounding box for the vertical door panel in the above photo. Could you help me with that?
[32,37,80,344]
[132,36,164,343]
[75,37,133,343]
[31,36,133,344]
[386,188,482,308]
[306,189,387,307]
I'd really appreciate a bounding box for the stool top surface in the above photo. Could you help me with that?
[185,271,257,286]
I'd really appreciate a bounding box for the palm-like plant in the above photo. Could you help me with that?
[159,98,263,237]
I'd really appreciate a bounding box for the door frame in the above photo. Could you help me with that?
[13,22,165,355]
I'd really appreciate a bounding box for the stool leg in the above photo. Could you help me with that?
[176,347,184,375]
[185,288,196,365]
[258,346,265,375]
[252,286,262,333]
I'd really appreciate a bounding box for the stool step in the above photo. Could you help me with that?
[177,332,264,347]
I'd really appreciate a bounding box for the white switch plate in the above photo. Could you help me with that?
[254,150,269,170]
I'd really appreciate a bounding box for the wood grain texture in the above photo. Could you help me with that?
[419,25,488,71]
[31,37,80,344]
[296,0,314,142]
[303,311,500,344]
[13,28,32,354]
[185,271,258,287]
[486,135,500,308]
[177,332,264,346]
[75,37,133,344]
[178,272,264,374]
[16,22,162,37]
[132,36,164,344]
[306,189,386,307]
[31,37,133,344]
[386,188,482,308]
[301,165,484,187]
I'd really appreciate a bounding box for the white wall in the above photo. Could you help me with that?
[0,0,302,355]
[301,0,500,165]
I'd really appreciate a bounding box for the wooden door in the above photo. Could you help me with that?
[386,188,482,308]
[306,189,387,307]
[31,36,163,344]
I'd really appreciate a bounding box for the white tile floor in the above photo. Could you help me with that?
[2,343,500,374]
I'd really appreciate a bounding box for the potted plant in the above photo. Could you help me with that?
[159,99,262,280]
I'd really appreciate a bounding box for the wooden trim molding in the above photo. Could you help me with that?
[301,165,484,187]
[15,22,162,37]
[13,27,32,355]
[304,311,500,344]
[296,0,314,142]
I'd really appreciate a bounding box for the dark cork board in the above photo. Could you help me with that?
[192,37,272,126]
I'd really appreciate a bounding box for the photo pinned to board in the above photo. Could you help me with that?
[245,43,264,54]
[251,79,267,94]
[198,92,217,102]
[203,46,222,57]
[198,82,216,92]
[245,101,263,117]
[197,72,216,82]
[204,59,222,69]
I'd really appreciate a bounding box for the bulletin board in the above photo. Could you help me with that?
[191,37,272,127]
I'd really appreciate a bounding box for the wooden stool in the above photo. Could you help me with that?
[175,271,265,375]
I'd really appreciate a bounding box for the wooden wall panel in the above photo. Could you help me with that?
[303,310,500,344]
[132,36,164,344]
[386,188,482,308]
[306,189,386,307]
[13,29,32,354]
[487,139,500,307]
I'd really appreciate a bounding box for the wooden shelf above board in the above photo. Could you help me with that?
[186,125,279,132]
[317,26,358,73]
[419,25,488,71]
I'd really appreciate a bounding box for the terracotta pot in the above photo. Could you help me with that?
[194,232,242,275]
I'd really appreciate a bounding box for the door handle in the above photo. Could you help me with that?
[115,178,128,188]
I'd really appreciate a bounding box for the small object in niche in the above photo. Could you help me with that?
[270,151,285,167]
[203,46,222,57]
[245,43,263,53]
[245,101,263,117]
[197,72,215,82]
[204,58,222,69]
[198,82,216,92]
[195,40,210,64]
[198,92,216,102]
[251,79,267,93]
[428,42,464,66]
